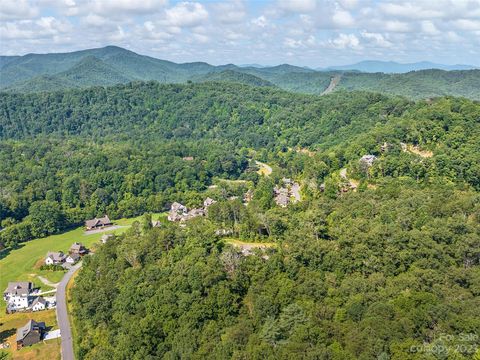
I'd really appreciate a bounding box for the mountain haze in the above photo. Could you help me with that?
[326,60,478,73]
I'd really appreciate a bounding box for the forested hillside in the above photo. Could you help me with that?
[2,46,479,100]
[0,82,479,359]
[338,70,480,100]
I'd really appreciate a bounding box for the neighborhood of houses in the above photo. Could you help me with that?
[2,215,111,350]
[167,197,217,223]
[274,178,301,207]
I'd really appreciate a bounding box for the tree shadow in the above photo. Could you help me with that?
[0,328,16,343]
[0,244,25,261]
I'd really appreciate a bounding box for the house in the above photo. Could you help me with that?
[168,202,188,221]
[31,296,46,312]
[152,220,162,228]
[65,253,80,264]
[359,154,377,167]
[182,156,194,161]
[69,242,87,255]
[85,215,112,231]
[4,282,33,311]
[45,251,65,265]
[203,197,217,208]
[101,234,114,244]
[16,320,45,350]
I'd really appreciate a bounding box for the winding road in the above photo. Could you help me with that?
[321,74,341,95]
[56,261,82,360]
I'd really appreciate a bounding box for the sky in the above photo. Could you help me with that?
[1,0,480,67]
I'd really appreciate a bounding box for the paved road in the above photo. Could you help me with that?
[56,261,82,360]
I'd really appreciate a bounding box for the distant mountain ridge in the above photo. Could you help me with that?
[1,46,479,100]
[324,60,478,73]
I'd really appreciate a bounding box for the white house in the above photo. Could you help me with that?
[65,253,80,264]
[31,297,46,312]
[3,282,33,311]
[45,251,66,265]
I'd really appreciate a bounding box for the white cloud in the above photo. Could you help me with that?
[251,16,268,28]
[328,33,361,49]
[213,0,247,24]
[164,2,208,28]
[0,16,71,40]
[361,31,392,48]
[384,20,412,32]
[420,21,440,35]
[0,0,39,20]
[454,19,480,31]
[277,0,317,13]
[332,9,355,27]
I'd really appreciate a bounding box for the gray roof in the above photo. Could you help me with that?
[67,253,80,261]
[46,251,65,262]
[4,282,33,296]
[16,320,45,342]
[70,242,85,251]
[85,215,111,228]
[32,296,46,306]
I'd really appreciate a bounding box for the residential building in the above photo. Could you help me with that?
[65,253,80,264]
[4,282,33,311]
[16,320,45,350]
[69,242,87,255]
[45,251,66,265]
[31,297,46,312]
[85,215,112,230]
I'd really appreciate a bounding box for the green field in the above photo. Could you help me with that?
[0,213,164,311]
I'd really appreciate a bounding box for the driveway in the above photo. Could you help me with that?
[44,329,61,341]
[56,261,82,360]
[83,225,126,235]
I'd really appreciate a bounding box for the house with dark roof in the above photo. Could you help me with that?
[16,320,45,350]
[4,282,33,311]
[69,242,87,255]
[85,215,112,230]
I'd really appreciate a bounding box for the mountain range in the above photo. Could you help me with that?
[1,46,479,100]
[324,60,478,73]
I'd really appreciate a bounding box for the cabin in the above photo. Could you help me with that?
[69,242,87,255]
[16,320,45,350]
[4,282,33,311]
[45,251,66,265]
[31,297,46,312]
[65,253,80,264]
[85,215,112,231]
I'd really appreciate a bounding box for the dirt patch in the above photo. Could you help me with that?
[408,145,433,158]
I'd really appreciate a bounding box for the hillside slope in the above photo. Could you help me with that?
[1,46,479,100]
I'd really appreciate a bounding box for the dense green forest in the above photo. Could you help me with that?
[72,180,480,359]
[1,46,479,100]
[0,80,479,358]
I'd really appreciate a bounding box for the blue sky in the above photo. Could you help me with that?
[1,0,479,67]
